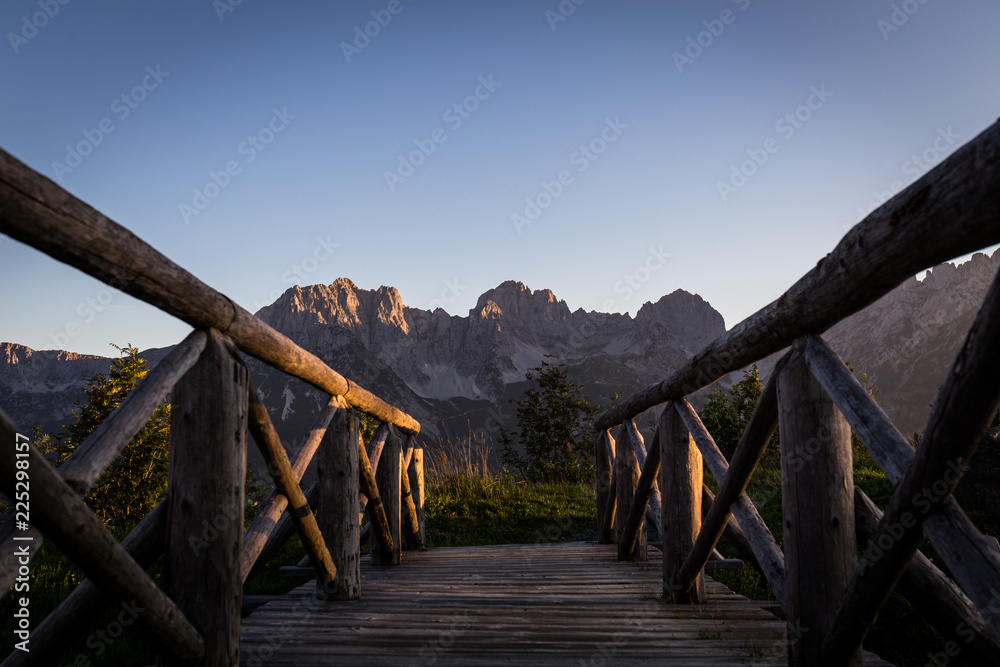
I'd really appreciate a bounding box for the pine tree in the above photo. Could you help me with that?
[39,344,170,527]
[500,356,601,483]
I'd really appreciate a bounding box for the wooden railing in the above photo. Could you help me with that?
[0,148,425,665]
[596,119,1000,666]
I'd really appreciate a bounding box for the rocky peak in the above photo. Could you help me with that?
[471,280,570,323]
[636,289,726,353]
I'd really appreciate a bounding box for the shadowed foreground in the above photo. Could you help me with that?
[240,542,893,666]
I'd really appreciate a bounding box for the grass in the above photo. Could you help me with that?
[1,431,989,666]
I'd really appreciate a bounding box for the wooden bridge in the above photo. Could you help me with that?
[0,118,999,666]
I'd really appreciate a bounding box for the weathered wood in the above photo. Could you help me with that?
[672,360,785,605]
[701,487,765,578]
[1,500,167,667]
[242,542,894,666]
[620,421,660,561]
[372,426,402,566]
[0,411,204,664]
[659,404,704,603]
[673,398,786,605]
[400,437,422,550]
[0,149,420,435]
[0,331,207,594]
[358,423,390,520]
[318,407,360,600]
[248,482,318,582]
[593,121,1000,432]
[804,333,1000,640]
[594,430,615,536]
[598,456,617,544]
[777,345,859,666]
[625,419,663,529]
[824,265,1000,665]
[854,489,1000,664]
[406,443,426,550]
[248,379,337,592]
[357,430,394,557]
[161,329,246,666]
[242,395,343,582]
[615,423,646,562]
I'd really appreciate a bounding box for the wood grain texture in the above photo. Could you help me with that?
[854,489,1000,664]
[615,422,646,562]
[594,430,614,538]
[777,347,859,666]
[659,406,704,604]
[824,264,1000,664]
[372,426,402,566]
[161,329,246,666]
[804,333,1000,640]
[594,120,1000,431]
[248,378,336,591]
[242,395,343,583]
[0,148,420,434]
[318,408,359,600]
[241,542,893,666]
[0,411,204,664]
[673,398,786,605]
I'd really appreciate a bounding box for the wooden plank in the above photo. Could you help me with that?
[372,426,402,566]
[241,542,894,666]
[777,344,860,666]
[804,333,1000,639]
[317,406,359,599]
[825,264,1000,664]
[659,404,704,603]
[0,413,204,662]
[0,148,420,435]
[855,489,1000,664]
[247,378,337,591]
[594,120,1000,432]
[161,329,246,665]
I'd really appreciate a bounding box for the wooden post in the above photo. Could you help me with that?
[595,430,615,539]
[161,329,247,666]
[660,403,704,604]
[777,344,859,666]
[372,425,402,566]
[615,424,645,562]
[318,406,361,599]
[405,441,426,550]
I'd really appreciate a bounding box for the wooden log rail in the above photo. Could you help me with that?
[596,118,1000,667]
[0,150,426,664]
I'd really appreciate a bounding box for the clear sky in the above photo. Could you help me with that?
[2,0,999,356]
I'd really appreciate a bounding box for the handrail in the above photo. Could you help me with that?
[0,148,420,435]
[597,118,1000,666]
[595,119,1000,431]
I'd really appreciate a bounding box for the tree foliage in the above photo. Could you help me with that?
[500,357,601,483]
[39,344,169,527]
[699,364,767,460]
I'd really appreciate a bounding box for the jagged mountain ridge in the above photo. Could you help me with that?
[254,278,725,410]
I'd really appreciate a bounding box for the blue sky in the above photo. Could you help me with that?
[2,0,999,356]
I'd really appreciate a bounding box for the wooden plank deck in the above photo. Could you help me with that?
[241,542,893,666]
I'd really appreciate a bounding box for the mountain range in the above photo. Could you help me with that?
[3,248,998,447]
